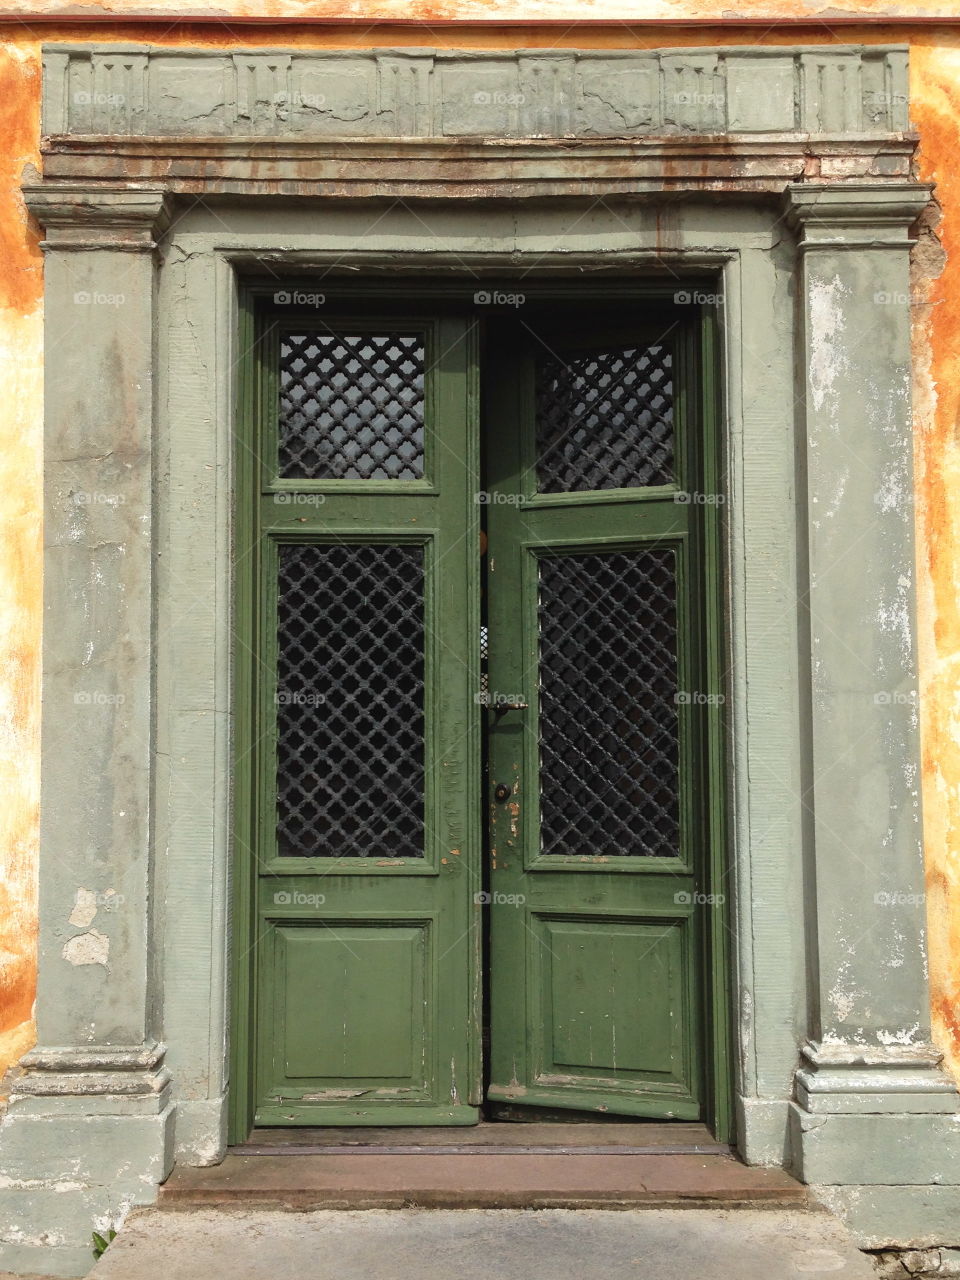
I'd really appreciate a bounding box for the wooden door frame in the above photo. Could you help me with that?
[229,275,732,1145]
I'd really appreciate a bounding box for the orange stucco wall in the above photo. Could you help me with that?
[1,15,959,1085]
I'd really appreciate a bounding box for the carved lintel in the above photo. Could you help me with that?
[40,44,913,141]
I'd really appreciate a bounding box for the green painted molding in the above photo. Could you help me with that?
[40,44,910,140]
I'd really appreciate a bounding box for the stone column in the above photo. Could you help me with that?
[0,187,173,1277]
[785,184,960,1194]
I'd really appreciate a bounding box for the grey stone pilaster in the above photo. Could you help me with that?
[784,183,959,1186]
[0,187,173,1278]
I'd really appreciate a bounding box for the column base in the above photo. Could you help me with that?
[815,1185,960,1250]
[790,1041,960,1190]
[796,1041,960,1114]
[0,1041,174,1278]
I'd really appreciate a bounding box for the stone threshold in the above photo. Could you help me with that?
[237,1121,728,1156]
[160,1125,806,1210]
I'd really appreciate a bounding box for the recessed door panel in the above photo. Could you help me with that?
[534,915,692,1087]
[273,922,430,1084]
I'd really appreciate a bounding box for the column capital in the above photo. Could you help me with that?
[22,183,171,252]
[782,181,933,247]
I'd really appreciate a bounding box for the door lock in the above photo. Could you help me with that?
[493,783,512,803]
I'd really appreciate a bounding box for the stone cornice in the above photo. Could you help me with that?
[36,136,917,202]
[42,44,910,141]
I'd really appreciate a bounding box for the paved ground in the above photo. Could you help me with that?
[86,1208,878,1279]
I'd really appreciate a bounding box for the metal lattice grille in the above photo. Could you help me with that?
[279,331,425,480]
[538,548,680,857]
[275,543,425,858]
[535,344,674,492]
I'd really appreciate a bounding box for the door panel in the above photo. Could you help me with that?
[485,310,710,1119]
[238,304,481,1129]
[533,914,692,1086]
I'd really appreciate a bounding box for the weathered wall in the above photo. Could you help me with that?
[1,15,959,1087]
[0,37,41,1087]
[911,35,960,1085]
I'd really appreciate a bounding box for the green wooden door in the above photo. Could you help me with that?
[484,304,723,1121]
[232,287,727,1139]
[233,297,481,1131]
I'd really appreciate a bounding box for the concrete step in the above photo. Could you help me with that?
[90,1208,877,1280]
[160,1150,807,1210]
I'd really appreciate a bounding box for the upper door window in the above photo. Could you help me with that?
[278,328,426,480]
[534,339,674,492]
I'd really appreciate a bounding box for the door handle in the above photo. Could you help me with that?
[491,699,529,716]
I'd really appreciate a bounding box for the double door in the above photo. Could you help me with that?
[231,287,727,1137]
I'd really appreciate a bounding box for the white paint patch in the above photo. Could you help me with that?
[68,887,98,929]
[877,1024,921,1046]
[62,929,109,967]
[808,275,848,416]
[874,463,909,513]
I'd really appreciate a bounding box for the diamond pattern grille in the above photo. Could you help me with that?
[538,548,679,857]
[535,344,674,492]
[279,331,425,480]
[275,543,425,858]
